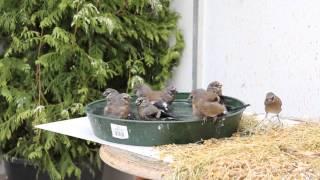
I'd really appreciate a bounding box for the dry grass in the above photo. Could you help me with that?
[159,115,320,179]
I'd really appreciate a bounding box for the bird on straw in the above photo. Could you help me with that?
[134,83,177,112]
[103,93,131,119]
[189,89,226,121]
[264,92,282,125]
[135,97,175,120]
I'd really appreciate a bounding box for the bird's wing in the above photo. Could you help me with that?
[152,100,168,112]
[160,91,174,103]
[146,91,162,101]
[143,105,160,116]
[198,102,225,117]
[160,111,176,119]
[275,96,282,106]
[118,105,130,118]
[105,105,116,114]
[105,104,128,117]
[136,84,152,97]
[206,92,220,102]
[264,98,269,106]
[108,94,122,104]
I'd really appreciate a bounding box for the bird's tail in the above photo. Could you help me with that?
[127,112,137,120]
[160,111,177,119]
[152,101,169,112]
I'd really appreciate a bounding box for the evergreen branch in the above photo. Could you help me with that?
[0,0,184,179]
[36,32,42,106]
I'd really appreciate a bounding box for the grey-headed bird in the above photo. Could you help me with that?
[135,97,161,120]
[135,97,176,120]
[102,88,119,102]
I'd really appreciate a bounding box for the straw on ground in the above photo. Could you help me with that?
[159,115,320,179]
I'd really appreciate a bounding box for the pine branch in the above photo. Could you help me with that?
[0,0,184,179]
[36,28,48,106]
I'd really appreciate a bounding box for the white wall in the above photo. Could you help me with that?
[197,0,320,118]
[171,0,194,92]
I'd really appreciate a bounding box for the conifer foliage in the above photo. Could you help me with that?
[0,0,184,179]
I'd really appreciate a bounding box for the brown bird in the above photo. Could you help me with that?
[207,81,223,96]
[135,97,161,120]
[134,83,152,98]
[134,83,177,112]
[196,101,226,121]
[103,93,131,119]
[189,89,225,120]
[264,92,282,123]
[189,89,220,102]
[207,81,225,105]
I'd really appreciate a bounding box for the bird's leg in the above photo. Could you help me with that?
[203,116,208,123]
[256,113,268,127]
[144,116,150,121]
[267,113,278,124]
[277,114,283,127]
[156,111,161,119]
[213,116,218,122]
[210,116,218,126]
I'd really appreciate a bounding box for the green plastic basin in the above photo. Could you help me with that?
[86,93,246,146]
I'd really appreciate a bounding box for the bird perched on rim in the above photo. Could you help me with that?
[134,83,152,97]
[135,97,175,120]
[207,81,225,105]
[264,92,282,123]
[162,85,178,104]
[134,83,177,112]
[189,89,225,120]
[189,89,221,102]
[207,81,223,96]
[102,88,119,101]
[103,93,131,119]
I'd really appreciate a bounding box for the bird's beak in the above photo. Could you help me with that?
[135,99,141,105]
[102,91,108,97]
